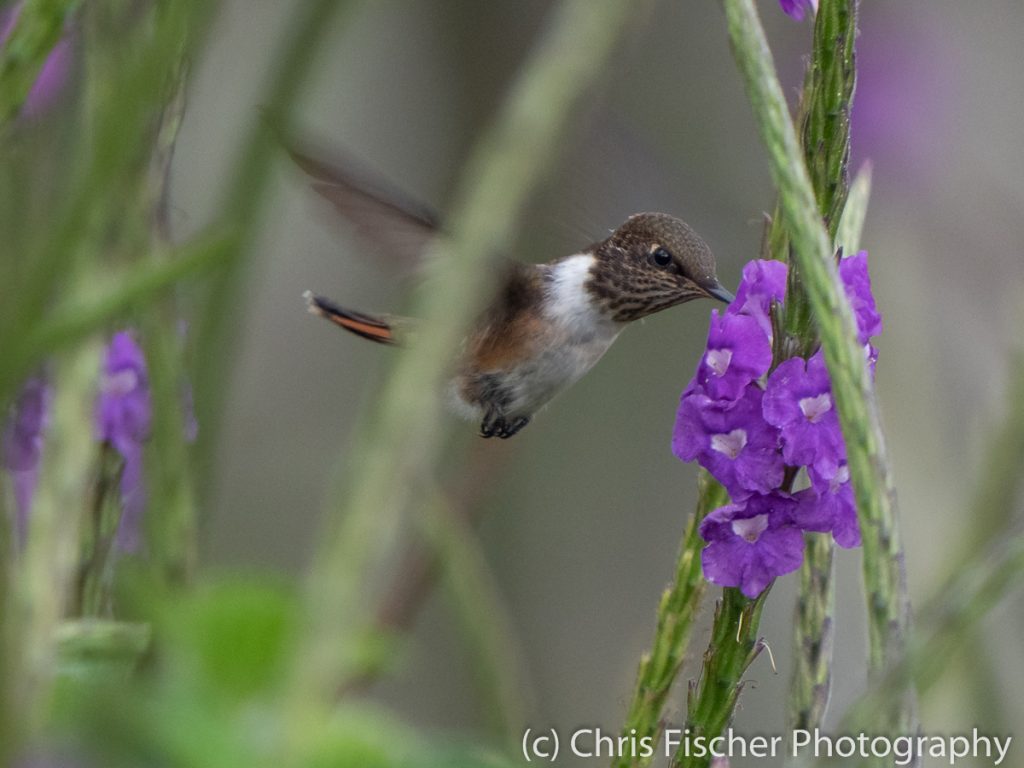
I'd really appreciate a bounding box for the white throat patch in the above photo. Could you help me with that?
[546,253,602,333]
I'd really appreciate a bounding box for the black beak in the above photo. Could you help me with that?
[706,283,735,304]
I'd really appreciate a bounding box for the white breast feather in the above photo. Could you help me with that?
[547,253,604,335]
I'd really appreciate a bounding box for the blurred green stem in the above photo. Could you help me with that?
[282,0,652,755]
[7,339,100,744]
[958,345,1024,560]
[947,343,1024,731]
[842,529,1024,733]
[424,485,527,749]
[613,472,725,768]
[0,230,234,400]
[140,65,198,588]
[722,0,916,738]
[193,0,358,487]
[839,345,1024,739]
[73,444,123,618]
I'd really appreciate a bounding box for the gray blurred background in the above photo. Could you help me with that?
[170,1,1023,764]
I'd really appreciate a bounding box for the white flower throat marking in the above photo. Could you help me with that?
[732,514,768,543]
[711,429,747,459]
[706,348,733,377]
[799,393,832,423]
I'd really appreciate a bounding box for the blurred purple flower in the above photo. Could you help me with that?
[0,2,73,118]
[763,349,846,483]
[2,376,51,544]
[795,463,860,548]
[853,8,961,178]
[699,492,805,598]
[673,384,784,498]
[730,258,787,340]
[96,331,151,553]
[693,310,773,401]
[778,0,817,22]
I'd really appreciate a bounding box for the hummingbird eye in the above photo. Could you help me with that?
[651,246,673,268]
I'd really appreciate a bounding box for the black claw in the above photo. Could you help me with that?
[481,411,530,439]
[501,416,530,438]
[480,411,503,438]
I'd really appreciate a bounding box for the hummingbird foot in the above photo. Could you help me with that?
[480,412,530,439]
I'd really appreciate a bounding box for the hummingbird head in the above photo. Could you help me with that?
[588,212,734,322]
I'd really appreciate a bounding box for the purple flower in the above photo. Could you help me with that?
[794,464,861,548]
[674,384,784,498]
[779,0,818,21]
[699,492,805,598]
[0,3,73,118]
[96,332,151,553]
[674,252,880,593]
[692,310,773,401]
[762,350,845,482]
[3,377,51,544]
[839,251,882,343]
[730,259,788,339]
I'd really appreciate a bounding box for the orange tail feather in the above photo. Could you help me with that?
[303,291,396,345]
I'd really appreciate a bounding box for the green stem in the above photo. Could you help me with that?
[722,0,916,734]
[785,168,870,735]
[613,472,725,768]
[7,338,100,745]
[835,164,872,257]
[944,345,1024,732]
[54,619,151,671]
[139,65,198,589]
[424,486,528,749]
[781,0,857,355]
[836,346,1024,734]
[958,346,1024,560]
[781,0,861,734]
[281,0,652,755]
[673,588,769,768]
[73,444,123,618]
[788,534,834,732]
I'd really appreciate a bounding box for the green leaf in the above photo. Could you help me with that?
[160,577,298,701]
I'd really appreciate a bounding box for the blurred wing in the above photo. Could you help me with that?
[289,144,441,272]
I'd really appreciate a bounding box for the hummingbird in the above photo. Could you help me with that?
[294,146,734,439]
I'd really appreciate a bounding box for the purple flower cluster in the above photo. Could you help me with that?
[95,331,152,553]
[673,253,881,598]
[4,330,197,555]
[779,0,818,22]
[2,377,51,544]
